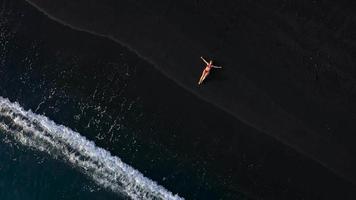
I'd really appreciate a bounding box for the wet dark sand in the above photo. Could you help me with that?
[24,0,356,195]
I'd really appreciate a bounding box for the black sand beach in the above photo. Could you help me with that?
[22,0,356,198]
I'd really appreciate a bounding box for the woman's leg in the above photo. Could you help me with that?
[198,71,206,84]
[198,71,209,84]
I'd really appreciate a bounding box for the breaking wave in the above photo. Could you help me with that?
[0,96,183,200]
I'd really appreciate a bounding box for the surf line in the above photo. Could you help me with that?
[0,96,183,200]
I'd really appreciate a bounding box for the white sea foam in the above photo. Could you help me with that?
[0,96,183,200]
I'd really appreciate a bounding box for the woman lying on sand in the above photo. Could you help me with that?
[198,57,222,85]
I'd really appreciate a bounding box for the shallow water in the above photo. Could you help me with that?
[0,97,184,200]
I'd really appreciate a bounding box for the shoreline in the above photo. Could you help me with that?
[24,0,356,185]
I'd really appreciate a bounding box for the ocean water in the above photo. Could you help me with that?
[0,96,184,200]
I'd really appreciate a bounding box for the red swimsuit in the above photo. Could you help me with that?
[204,65,211,73]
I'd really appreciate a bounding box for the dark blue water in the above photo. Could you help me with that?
[0,134,120,199]
[1,0,355,199]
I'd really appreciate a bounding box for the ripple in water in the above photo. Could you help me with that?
[0,96,183,200]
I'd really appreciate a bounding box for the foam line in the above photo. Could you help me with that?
[0,96,183,200]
